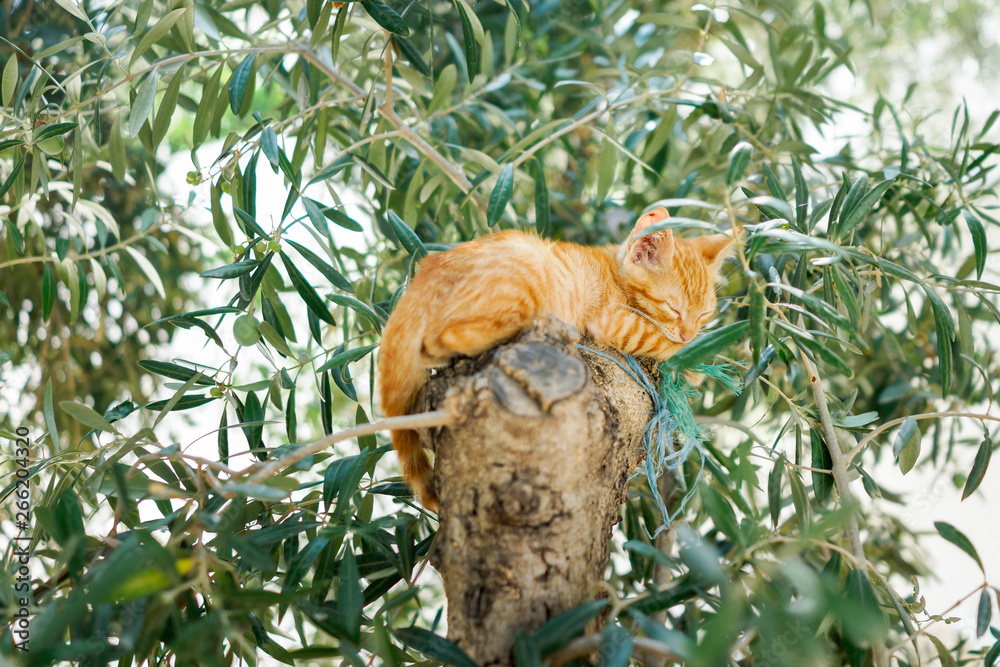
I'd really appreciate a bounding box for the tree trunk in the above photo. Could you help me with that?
[418,318,654,666]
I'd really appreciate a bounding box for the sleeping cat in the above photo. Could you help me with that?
[378,208,735,510]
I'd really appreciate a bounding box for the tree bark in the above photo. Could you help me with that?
[417,317,654,666]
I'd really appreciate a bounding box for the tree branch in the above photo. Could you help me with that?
[799,351,865,564]
[292,43,476,197]
[848,411,998,463]
[236,409,454,483]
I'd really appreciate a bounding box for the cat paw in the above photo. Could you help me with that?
[684,370,705,387]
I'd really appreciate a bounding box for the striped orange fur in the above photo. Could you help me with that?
[378,208,735,510]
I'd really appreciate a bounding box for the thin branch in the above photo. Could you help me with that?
[292,43,476,197]
[236,410,454,483]
[886,584,986,656]
[798,353,867,565]
[0,225,164,270]
[800,350,886,667]
[848,411,999,463]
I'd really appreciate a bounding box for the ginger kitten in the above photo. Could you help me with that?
[378,208,735,510]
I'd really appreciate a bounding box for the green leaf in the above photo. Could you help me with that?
[130,7,186,67]
[533,156,550,236]
[41,264,56,320]
[43,378,60,448]
[0,139,24,154]
[146,394,215,412]
[831,266,861,328]
[0,153,25,200]
[138,360,214,386]
[768,454,784,528]
[125,246,166,300]
[534,600,609,655]
[927,635,958,667]
[926,289,955,397]
[834,174,868,235]
[360,0,410,36]
[663,321,749,371]
[893,417,920,475]
[963,210,988,280]
[326,293,383,332]
[61,400,116,433]
[599,624,632,667]
[726,141,753,185]
[218,409,229,465]
[453,0,481,80]
[233,207,269,240]
[788,467,810,530]
[837,178,895,239]
[386,210,427,259]
[129,69,158,139]
[596,118,617,204]
[394,627,478,667]
[428,63,457,113]
[280,250,335,325]
[2,54,17,107]
[316,344,378,374]
[513,630,542,667]
[322,206,364,232]
[700,484,739,543]
[934,521,983,572]
[323,454,366,515]
[810,428,833,503]
[34,122,78,143]
[792,158,808,229]
[339,547,363,642]
[749,281,766,364]
[283,535,330,591]
[200,259,259,279]
[240,390,265,454]
[261,126,280,171]
[487,163,514,226]
[228,51,257,115]
[962,435,992,500]
[392,36,431,76]
[152,68,182,148]
[301,197,331,238]
[285,239,353,292]
[978,589,993,638]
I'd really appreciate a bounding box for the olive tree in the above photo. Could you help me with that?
[1,0,998,665]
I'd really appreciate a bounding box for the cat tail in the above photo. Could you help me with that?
[378,319,439,512]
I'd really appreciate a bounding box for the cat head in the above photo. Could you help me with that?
[617,207,736,343]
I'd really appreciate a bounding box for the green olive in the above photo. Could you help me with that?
[233,314,261,346]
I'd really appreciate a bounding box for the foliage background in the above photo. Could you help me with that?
[1,0,999,665]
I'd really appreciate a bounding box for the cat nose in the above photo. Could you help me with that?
[679,332,694,343]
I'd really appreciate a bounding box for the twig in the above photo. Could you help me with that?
[0,225,164,270]
[799,350,886,667]
[847,411,999,463]
[885,584,987,656]
[292,43,476,196]
[799,351,866,565]
[236,410,454,483]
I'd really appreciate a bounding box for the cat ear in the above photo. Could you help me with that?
[693,233,736,274]
[627,208,674,265]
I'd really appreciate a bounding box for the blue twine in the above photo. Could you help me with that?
[577,346,741,536]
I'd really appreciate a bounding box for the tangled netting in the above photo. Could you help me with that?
[579,345,742,536]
